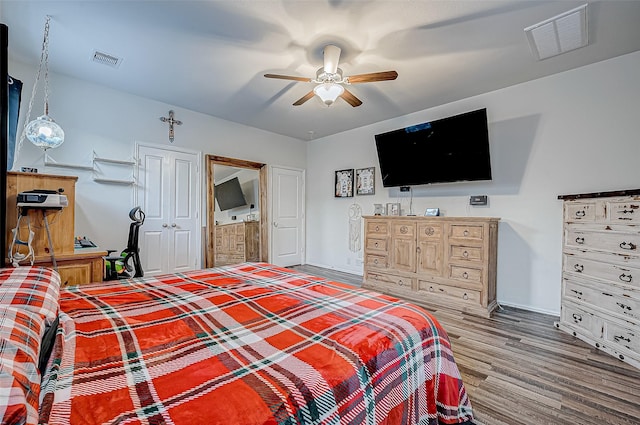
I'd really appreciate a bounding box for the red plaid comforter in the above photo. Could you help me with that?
[39,263,473,425]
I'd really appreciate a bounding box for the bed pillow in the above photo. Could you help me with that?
[0,266,61,425]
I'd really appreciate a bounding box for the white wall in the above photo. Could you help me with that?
[306,51,640,315]
[10,60,306,256]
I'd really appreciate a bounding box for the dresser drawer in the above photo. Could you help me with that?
[366,237,388,252]
[418,281,481,305]
[560,302,602,339]
[392,222,416,238]
[565,225,640,256]
[449,245,483,262]
[449,224,484,241]
[366,221,389,236]
[365,253,388,269]
[564,202,597,222]
[606,198,640,223]
[367,272,415,294]
[563,277,640,322]
[449,264,483,285]
[604,320,640,353]
[563,253,640,288]
[417,223,443,240]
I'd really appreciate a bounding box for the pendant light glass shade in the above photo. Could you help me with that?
[25,114,65,150]
[314,83,344,106]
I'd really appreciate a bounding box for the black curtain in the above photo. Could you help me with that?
[1,23,8,268]
[7,76,21,170]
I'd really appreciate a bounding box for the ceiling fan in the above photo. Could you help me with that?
[264,45,398,107]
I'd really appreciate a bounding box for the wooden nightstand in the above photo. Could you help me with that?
[34,249,107,286]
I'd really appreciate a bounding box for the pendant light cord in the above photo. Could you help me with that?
[13,16,51,168]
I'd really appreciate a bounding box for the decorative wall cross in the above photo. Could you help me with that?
[159,110,182,143]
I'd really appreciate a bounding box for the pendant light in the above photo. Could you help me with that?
[19,16,65,154]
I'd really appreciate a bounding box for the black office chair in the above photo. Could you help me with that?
[104,207,145,280]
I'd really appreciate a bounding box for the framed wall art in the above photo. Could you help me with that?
[335,169,354,198]
[356,167,375,195]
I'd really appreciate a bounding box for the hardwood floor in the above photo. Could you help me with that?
[291,265,640,425]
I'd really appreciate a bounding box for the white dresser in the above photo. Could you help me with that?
[557,190,640,369]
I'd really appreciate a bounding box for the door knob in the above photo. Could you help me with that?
[162,223,168,228]
[171,223,177,227]
[273,222,278,227]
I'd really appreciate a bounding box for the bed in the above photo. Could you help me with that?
[1,262,474,425]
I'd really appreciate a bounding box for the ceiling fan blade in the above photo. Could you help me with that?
[340,88,363,107]
[347,70,398,84]
[293,90,316,106]
[264,73,312,82]
[323,45,341,74]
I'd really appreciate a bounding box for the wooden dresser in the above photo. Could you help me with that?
[363,216,499,317]
[214,221,259,266]
[557,189,640,369]
[6,172,106,286]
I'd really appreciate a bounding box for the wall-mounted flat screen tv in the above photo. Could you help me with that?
[215,177,247,211]
[375,108,491,187]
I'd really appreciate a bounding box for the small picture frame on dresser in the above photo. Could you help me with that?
[386,203,401,216]
[425,208,440,216]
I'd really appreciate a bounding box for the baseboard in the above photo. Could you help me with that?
[496,300,559,317]
[303,261,363,277]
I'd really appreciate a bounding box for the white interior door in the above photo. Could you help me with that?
[137,144,200,275]
[271,166,304,267]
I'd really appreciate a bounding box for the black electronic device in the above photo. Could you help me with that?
[214,177,247,211]
[375,108,492,188]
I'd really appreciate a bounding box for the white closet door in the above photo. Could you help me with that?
[137,144,200,275]
[271,166,305,267]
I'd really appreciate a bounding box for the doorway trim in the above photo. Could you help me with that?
[205,155,268,268]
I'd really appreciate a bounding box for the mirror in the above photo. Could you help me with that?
[205,155,267,268]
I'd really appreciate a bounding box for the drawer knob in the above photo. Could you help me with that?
[462,272,469,279]
[375,225,380,231]
[575,210,586,217]
[573,264,584,273]
[374,259,379,264]
[462,293,468,300]
[398,279,404,286]
[575,237,585,244]
[374,242,379,247]
[572,313,582,323]
[463,250,469,258]
[463,230,469,236]
[619,241,637,250]
[429,286,434,292]
[619,273,633,283]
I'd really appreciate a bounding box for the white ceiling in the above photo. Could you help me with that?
[2,1,640,141]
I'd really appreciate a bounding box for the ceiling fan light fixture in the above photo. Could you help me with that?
[314,83,344,106]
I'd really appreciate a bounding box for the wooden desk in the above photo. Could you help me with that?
[34,249,107,286]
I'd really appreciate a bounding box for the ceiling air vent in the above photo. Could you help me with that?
[91,50,122,68]
[524,4,588,61]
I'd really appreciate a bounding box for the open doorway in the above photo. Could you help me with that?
[205,155,268,268]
